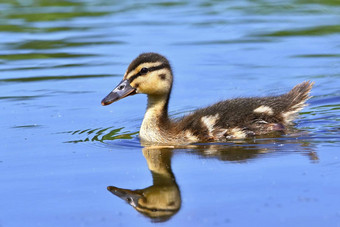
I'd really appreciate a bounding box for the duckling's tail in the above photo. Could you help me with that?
[281,81,314,124]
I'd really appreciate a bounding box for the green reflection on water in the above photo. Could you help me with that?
[1,0,110,23]
[296,0,340,6]
[0,74,115,83]
[293,54,340,58]
[0,53,95,61]
[260,25,340,37]
[4,0,82,7]
[0,24,39,33]
[311,104,340,111]
[0,63,108,72]
[152,1,188,7]
[8,11,108,22]
[174,38,274,46]
[64,127,139,143]
[9,40,124,50]
[0,24,91,33]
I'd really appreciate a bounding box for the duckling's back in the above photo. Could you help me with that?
[176,81,313,141]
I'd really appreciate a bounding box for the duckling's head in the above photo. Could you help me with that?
[102,53,173,106]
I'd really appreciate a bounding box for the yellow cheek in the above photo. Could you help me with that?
[129,70,172,95]
[130,77,144,90]
[134,80,165,95]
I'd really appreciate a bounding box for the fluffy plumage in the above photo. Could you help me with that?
[102,53,313,145]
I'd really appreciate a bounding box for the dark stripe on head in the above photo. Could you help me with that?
[137,203,179,212]
[126,52,171,75]
[128,63,169,83]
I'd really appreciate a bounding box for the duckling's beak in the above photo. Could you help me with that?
[107,186,142,207]
[101,80,136,106]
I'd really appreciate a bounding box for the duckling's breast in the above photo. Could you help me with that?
[140,120,200,144]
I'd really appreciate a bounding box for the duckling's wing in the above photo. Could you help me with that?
[177,81,313,140]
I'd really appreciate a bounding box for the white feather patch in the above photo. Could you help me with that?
[230,127,247,139]
[254,105,274,115]
[201,114,219,136]
[185,130,199,142]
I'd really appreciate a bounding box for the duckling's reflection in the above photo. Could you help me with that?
[108,138,317,222]
[187,139,318,162]
[107,147,180,222]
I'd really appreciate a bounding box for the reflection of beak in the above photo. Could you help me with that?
[107,186,142,207]
[101,80,136,106]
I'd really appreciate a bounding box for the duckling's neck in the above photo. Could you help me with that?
[140,94,171,143]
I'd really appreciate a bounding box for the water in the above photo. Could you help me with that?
[1,0,340,226]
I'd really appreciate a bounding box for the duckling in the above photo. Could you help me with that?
[101,53,313,144]
[108,148,180,222]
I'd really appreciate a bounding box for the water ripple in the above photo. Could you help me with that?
[257,24,340,37]
[62,127,139,144]
[0,52,95,61]
[0,74,116,83]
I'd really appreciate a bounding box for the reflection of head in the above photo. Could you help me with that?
[108,185,180,222]
[108,147,181,222]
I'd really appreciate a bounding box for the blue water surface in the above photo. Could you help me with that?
[1,0,340,226]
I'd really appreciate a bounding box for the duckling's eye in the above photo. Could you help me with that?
[140,67,148,74]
